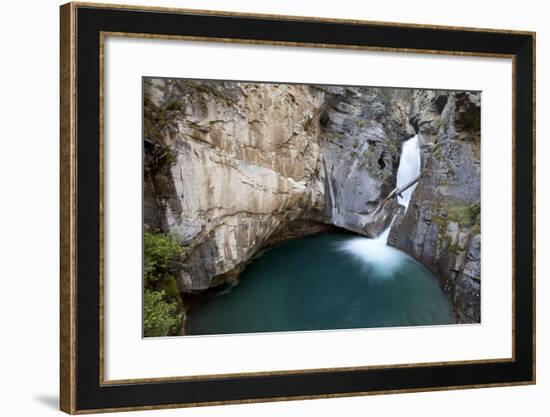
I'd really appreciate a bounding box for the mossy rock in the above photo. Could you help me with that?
[431,201,480,232]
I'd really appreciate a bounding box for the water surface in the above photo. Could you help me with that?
[186,233,454,335]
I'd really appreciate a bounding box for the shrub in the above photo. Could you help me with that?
[143,231,186,336]
[144,231,183,286]
[143,290,183,337]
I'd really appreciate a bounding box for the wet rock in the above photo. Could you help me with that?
[389,91,481,322]
[318,87,415,236]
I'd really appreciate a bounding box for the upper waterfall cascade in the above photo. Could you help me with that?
[377,135,421,244]
[395,135,421,209]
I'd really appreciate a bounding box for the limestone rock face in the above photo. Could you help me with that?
[144,79,327,290]
[388,90,481,323]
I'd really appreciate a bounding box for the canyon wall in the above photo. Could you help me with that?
[144,79,326,290]
[388,90,481,323]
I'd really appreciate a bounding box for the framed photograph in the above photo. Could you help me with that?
[60,2,535,414]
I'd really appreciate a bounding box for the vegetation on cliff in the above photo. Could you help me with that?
[432,201,481,235]
[143,231,186,337]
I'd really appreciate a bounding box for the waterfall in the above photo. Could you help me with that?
[341,136,420,264]
[375,217,395,244]
[376,135,421,244]
[340,135,422,263]
[395,135,421,209]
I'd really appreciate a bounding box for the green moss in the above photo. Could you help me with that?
[447,202,480,227]
[432,214,447,229]
[431,201,481,233]
[362,147,378,165]
[467,203,481,225]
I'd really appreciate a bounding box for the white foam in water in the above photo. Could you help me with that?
[340,236,405,278]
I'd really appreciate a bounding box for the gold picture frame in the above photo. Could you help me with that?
[60,2,535,413]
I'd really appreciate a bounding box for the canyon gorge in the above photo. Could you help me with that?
[143,78,481,335]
